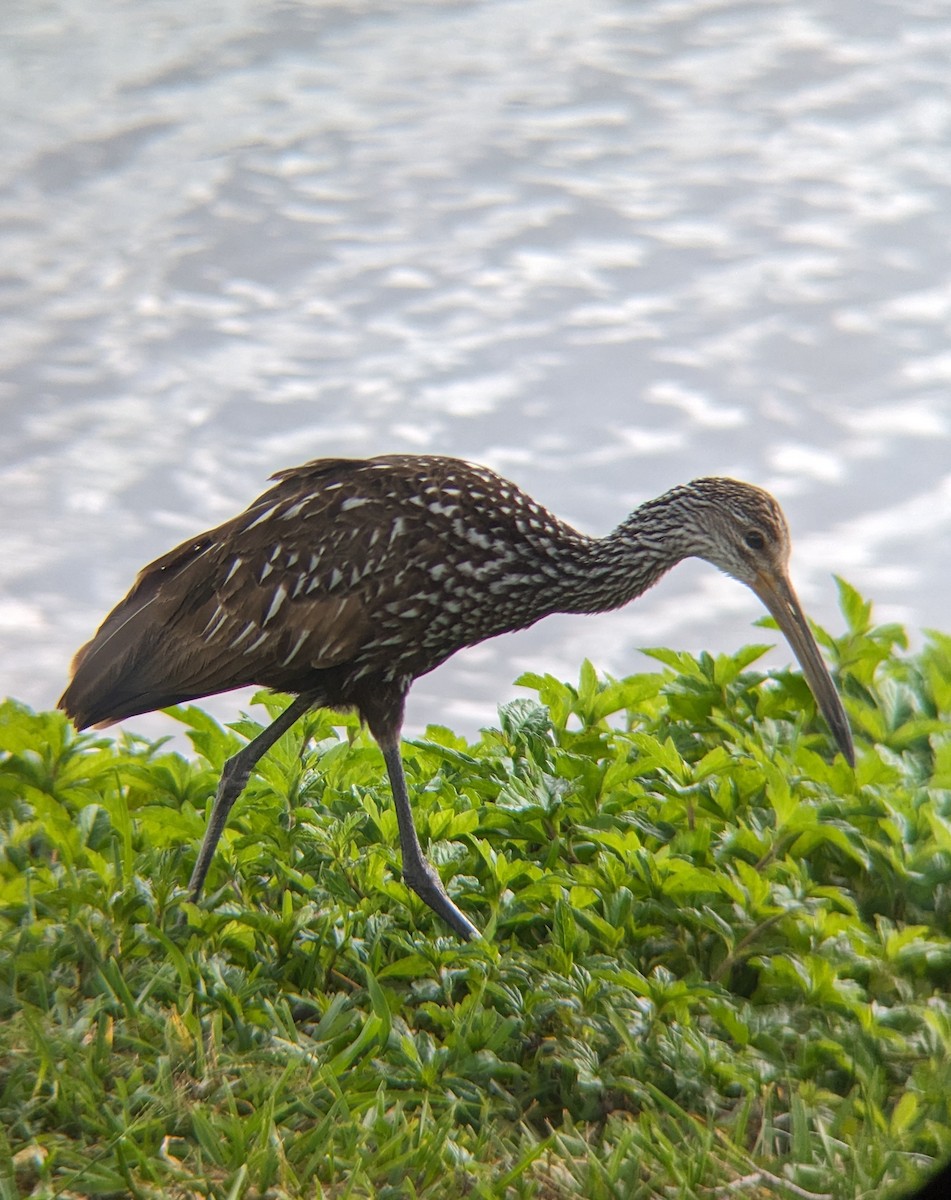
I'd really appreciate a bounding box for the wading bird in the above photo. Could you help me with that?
[60,455,854,939]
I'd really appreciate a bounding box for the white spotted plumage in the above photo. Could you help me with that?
[60,453,851,773]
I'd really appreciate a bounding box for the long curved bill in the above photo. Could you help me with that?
[751,569,855,766]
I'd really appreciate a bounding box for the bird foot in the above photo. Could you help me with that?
[402,859,481,941]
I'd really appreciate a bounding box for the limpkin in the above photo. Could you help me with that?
[60,454,854,940]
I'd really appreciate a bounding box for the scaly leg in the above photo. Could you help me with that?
[188,692,317,900]
[380,739,480,941]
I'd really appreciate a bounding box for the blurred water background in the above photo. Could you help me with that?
[3,0,951,739]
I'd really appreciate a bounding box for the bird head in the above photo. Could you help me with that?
[678,477,792,588]
[677,478,855,766]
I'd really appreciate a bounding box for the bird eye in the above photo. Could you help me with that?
[745,529,766,551]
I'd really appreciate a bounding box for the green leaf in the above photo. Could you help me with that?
[890,1090,919,1135]
[363,964,393,1046]
[836,576,873,635]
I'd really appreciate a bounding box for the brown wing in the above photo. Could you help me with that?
[59,461,379,727]
[59,451,582,728]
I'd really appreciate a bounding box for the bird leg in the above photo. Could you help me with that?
[380,739,481,941]
[188,691,317,901]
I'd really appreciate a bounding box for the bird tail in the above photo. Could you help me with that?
[59,535,219,729]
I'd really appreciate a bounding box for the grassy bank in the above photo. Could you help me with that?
[2,583,950,1198]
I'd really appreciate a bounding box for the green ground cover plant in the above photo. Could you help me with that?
[2,582,950,1199]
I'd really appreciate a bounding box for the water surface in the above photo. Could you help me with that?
[3,0,950,737]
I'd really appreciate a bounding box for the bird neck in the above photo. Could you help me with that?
[557,486,700,615]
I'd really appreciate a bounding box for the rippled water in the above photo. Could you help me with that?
[3,0,951,738]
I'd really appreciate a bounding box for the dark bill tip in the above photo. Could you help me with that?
[752,570,855,767]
